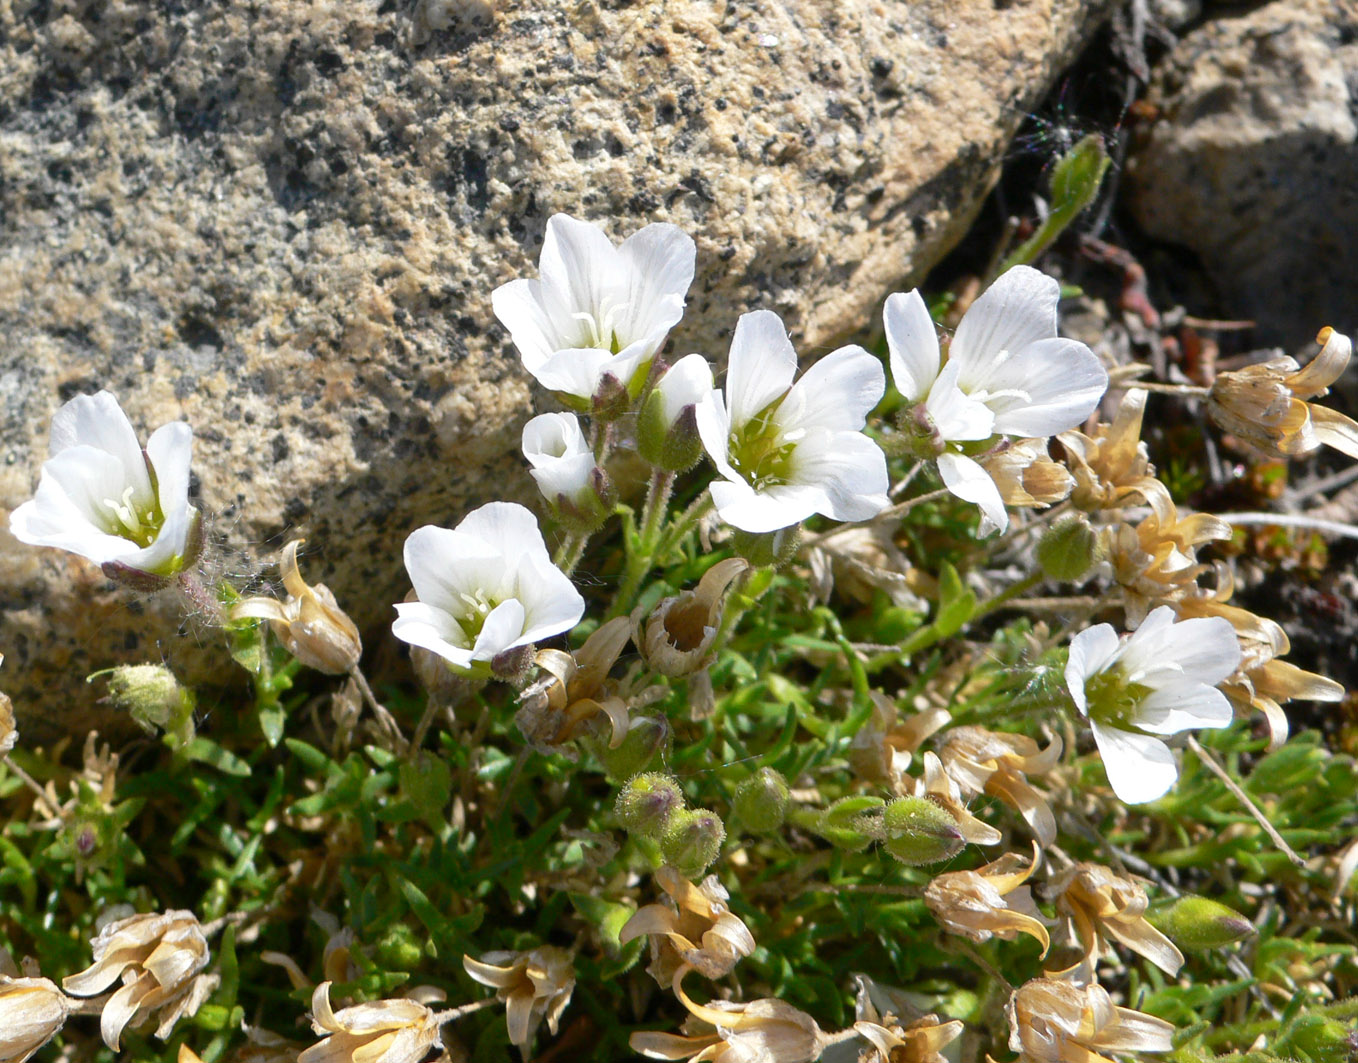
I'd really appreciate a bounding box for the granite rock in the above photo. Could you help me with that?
[1125,0,1358,347]
[0,0,1109,735]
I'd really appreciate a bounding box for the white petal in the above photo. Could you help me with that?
[529,456,596,504]
[392,601,476,671]
[403,525,490,613]
[530,347,619,400]
[723,310,796,429]
[616,222,696,340]
[1136,684,1235,735]
[457,502,552,564]
[9,450,138,563]
[492,278,562,375]
[984,338,1108,437]
[949,265,1060,388]
[782,345,885,432]
[695,390,739,481]
[124,504,196,576]
[471,598,528,659]
[1065,624,1121,715]
[514,551,586,644]
[1090,721,1179,804]
[710,477,820,533]
[787,428,889,522]
[537,214,625,326]
[523,412,589,465]
[884,289,941,401]
[656,354,714,424]
[145,420,194,521]
[936,451,1008,534]
[924,362,996,442]
[1119,612,1241,689]
[49,392,154,499]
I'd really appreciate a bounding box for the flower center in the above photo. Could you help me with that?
[456,590,499,644]
[728,401,799,490]
[571,297,626,354]
[1083,669,1153,732]
[101,485,164,548]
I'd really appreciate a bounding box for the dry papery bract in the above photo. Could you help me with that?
[983,437,1075,509]
[1106,490,1231,625]
[62,909,215,1050]
[635,557,749,678]
[463,946,575,1050]
[1045,863,1183,983]
[911,751,1001,846]
[299,981,441,1063]
[924,846,1050,954]
[1007,978,1173,1063]
[1060,386,1161,512]
[850,693,951,787]
[619,864,757,987]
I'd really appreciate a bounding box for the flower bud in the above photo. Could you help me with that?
[522,412,613,533]
[636,558,748,677]
[616,773,685,840]
[1148,896,1255,951]
[882,796,966,865]
[1048,134,1111,217]
[811,795,885,853]
[637,355,712,472]
[591,370,632,422]
[661,808,726,878]
[95,664,196,749]
[490,644,534,683]
[231,541,363,675]
[1036,513,1099,582]
[1287,1017,1354,1062]
[733,769,790,834]
[598,716,671,782]
[730,525,800,569]
[0,976,71,1063]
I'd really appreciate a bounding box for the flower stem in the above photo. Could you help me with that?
[554,532,590,576]
[350,667,408,752]
[2,755,59,818]
[608,470,675,618]
[432,996,501,1025]
[1186,735,1305,867]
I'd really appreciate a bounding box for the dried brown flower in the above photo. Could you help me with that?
[630,968,826,1063]
[1007,978,1173,1063]
[1046,863,1182,982]
[63,909,216,1050]
[463,946,574,1050]
[299,982,441,1063]
[516,616,632,752]
[619,865,756,987]
[1207,327,1358,460]
[850,973,963,1063]
[1106,491,1231,623]
[0,975,71,1063]
[939,727,1062,848]
[850,694,951,787]
[1060,388,1164,512]
[924,847,1050,954]
[984,438,1074,509]
[0,655,15,755]
[635,558,748,677]
[231,540,363,674]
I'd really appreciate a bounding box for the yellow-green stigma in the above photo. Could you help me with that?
[1084,669,1153,732]
[102,485,165,548]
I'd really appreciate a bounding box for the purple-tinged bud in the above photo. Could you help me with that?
[1148,896,1255,951]
[661,808,726,878]
[616,773,684,841]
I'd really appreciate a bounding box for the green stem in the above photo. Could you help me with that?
[654,489,713,557]
[554,532,589,576]
[608,471,678,619]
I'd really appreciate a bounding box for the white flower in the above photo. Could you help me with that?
[885,266,1108,534]
[10,391,199,579]
[1065,605,1241,804]
[492,213,697,402]
[392,502,585,677]
[695,309,890,533]
[522,413,596,505]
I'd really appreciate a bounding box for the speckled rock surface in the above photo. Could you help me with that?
[0,0,1110,735]
[1125,0,1358,347]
